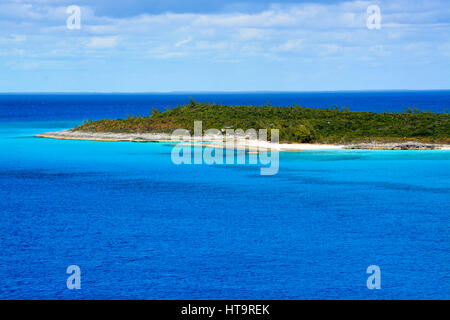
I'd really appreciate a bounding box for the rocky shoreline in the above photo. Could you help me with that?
[35,130,450,151]
[35,130,177,142]
[343,142,448,150]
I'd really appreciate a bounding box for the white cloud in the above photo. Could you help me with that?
[369,45,391,57]
[86,36,120,49]
[319,44,342,56]
[0,34,27,43]
[155,51,188,59]
[1,0,449,64]
[174,36,192,47]
[235,28,266,40]
[277,39,303,52]
[194,40,230,51]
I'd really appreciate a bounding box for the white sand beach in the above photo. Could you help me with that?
[35,130,450,151]
[35,130,343,151]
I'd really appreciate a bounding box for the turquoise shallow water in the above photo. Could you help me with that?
[0,121,448,299]
[0,93,449,299]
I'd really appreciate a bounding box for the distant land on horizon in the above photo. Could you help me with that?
[1,89,450,95]
[67,101,450,145]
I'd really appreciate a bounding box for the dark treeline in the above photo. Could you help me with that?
[74,99,450,144]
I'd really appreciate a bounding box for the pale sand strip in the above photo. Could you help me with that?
[35,130,450,150]
[34,130,342,151]
[36,134,124,142]
[173,143,272,152]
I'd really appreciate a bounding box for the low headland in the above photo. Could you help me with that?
[36,100,450,150]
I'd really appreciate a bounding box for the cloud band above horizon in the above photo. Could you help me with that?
[0,0,449,92]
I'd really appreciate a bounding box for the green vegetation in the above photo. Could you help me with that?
[74,100,450,144]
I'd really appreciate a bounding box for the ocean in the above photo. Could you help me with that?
[0,92,449,299]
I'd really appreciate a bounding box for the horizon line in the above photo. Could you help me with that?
[1,89,450,94]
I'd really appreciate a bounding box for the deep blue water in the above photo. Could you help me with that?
[1,91,450,122]
[0,93,449,299]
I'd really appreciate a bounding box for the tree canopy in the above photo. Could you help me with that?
[75,101,450,144]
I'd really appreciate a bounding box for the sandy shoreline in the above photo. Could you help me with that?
[35,130,450,151]
[34,130,343,151]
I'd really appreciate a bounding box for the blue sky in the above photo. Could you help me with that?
[0,0,449,92]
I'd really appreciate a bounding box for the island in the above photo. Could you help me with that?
[36,100,450,150]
